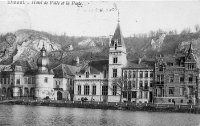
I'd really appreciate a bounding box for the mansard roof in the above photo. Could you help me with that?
[110,22,125,47]
[125,59,154,69]
[78,59,108,74]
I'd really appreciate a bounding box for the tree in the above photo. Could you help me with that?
[111,77,124,103]
[181,27,191,35]
[194,24,200,32]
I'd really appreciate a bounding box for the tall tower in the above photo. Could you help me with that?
[35,43,54,99]
[108,12,127,102]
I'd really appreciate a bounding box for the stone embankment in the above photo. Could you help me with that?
[1,99,200,114]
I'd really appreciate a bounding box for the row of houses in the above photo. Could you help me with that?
[0,21,200,105]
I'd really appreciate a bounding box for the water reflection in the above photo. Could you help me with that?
[1,105,200,126]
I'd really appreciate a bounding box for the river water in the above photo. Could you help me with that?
[0,105,200,126]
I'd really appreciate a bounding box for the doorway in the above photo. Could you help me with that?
[57,91,62,100]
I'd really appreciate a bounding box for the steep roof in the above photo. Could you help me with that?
[53,64,81,78]
[110,22,125,47]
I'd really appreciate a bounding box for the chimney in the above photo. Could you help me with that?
[109,35,112,46]
[138,57,142,64]
[76,56,80,66]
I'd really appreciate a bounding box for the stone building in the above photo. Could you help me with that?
[122,59,154,103]
[154,43,198,105]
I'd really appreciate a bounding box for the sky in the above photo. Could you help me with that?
[0,0,200,37]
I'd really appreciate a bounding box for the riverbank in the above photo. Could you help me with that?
[1,99,200,114]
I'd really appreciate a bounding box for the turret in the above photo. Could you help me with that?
[37,43,50,74]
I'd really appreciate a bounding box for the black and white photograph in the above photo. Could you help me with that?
[1,0,200,125]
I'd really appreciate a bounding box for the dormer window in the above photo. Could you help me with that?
[188,64,194,70]
[114,40,118,50]
[86,72,89,78]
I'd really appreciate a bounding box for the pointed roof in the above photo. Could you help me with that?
[185,42,196,63]
[110,22,125,47]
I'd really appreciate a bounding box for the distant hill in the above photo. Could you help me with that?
[0,29,200,69]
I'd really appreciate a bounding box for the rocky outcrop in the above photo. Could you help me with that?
[151,33,166,51]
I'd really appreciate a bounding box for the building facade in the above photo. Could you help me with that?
[122,60,154,103]
[154,44,198,105]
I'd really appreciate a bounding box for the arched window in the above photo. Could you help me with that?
[78,85,81,95]
[128,71,131,78]
[124,71,127,79]
[84,85,90,95]
[86,72,89,78]
[128,81,131,90]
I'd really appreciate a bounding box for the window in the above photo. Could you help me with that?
[113,69,117,78]
[94,75,96,78]
[180,87,184,96]
[92,85,96,95]
[150,81,153,87]
[140,71,143,78]
[161,74,164,82]
[78,85,81,95]
[180,99,183,103]
[24,77,28,84]
[4,78,6,84]
[1,78,3,84]
[113,85,117,95]
[123,91,127,98]
[128,81,131,90]
[145,71,148,78]
[124,71,127,79]
[139,81,143,88]
[169,75,174,83]
[104,70,107,78]
[188,64,194,70]
[16,79,20,85]
[150,71,153,78]
[32,77,35,84]
[157,75,160,82]
[169,87,175,96]
[132,80,136,88]
[144,92,148,99]
[79,75,81,78]
[86,72,89,78]
[113,57,118,63]
[139,91,143,98]
[44,77,48,83]
[132,72,136,78]
[84,85,90,95]
[189,75,193,83]
[8,78,10,85]
[180,75,184,83]
[28,77,31,84]
[102,86,108,95]
[124,81,127,90]
[128,71,131,78]
[144,81,148,89]
[114,41,117,50]
[132,91,137,98]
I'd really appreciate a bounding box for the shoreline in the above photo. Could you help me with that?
[1,100,200,114]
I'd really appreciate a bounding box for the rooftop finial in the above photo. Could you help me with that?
[117,10,120,23]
